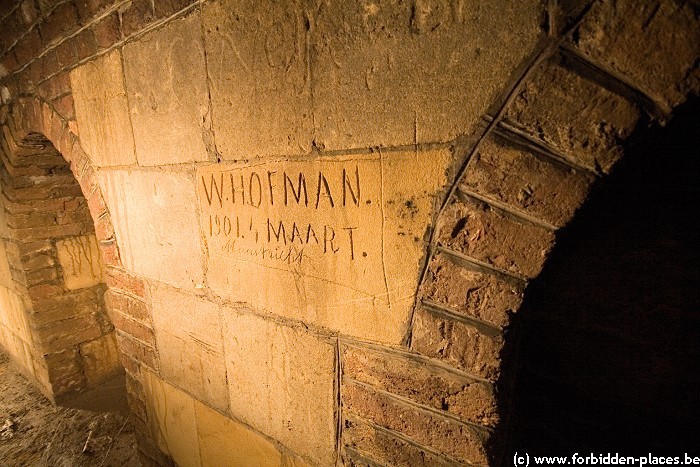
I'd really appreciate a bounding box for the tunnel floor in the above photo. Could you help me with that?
[0,351,139,466]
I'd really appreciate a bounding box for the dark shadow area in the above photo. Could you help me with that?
[512,96,700,456]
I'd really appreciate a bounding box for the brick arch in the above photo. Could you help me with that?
[0,95,153,402]
[403,0,699,462]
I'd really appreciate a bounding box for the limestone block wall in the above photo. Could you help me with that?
[0,0,697,465]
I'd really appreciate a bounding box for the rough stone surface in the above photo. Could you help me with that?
[223,310,336,465]
[123,13,211,166]
[150,283,228,412]
[575,0,700,109]
[199,148,449,344]
[203,0,313,158]
[411,307,504,380]
[70,50,137,167]
[342,344,498,426]
[462,135,593,227]
[438,197,554,279]
[55,234,105,290]
[79,332,120,386]
[343,381,489,465]
[504,61,640,173]
[422,253,523,328]
[312,0,544,150]
[142,370,202,467]
[99,169,204,288]
[343,415,455,467]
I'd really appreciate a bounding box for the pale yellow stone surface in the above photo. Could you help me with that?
[70,50,137,167]
[312,0,544,150]
[195,399,283,467]
[79,333,120,386]
[0,286,32,345]
[142,370,202,467]
[99,169,203,288]
[0,240,12,288]
[222,311,336,465]
[198,149,450,344]
[150,283,228,412]
[202,0,313,159]
[55,234,105,290]
[123,13,211,166]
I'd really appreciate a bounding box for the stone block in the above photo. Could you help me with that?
[202,0,313,158]
[195,399,284,467]
[105,290,150,323]
[150,283,228,412]
[36,313,103,353]
[343,415,454,467]
[99,169,204,288]
[0,241,13,288]
[70,50,137,167]
[0,286,33,345]
[422,253,523,328]
[438,196,554,279]
[463,135,593,227]
[105,266,146,299]
[141,370,202,467]
[46,348,85,395]
[123,13,211,166]
[79,332,121,386]
[575,0,699,109]
[342,344,497,426]
[55,234,105,290]
[311,0,544,150]
[343,381,489,465]
[504,61,640,173]
[199,148,449,344]
[411,307,503,380]
[223,310,336,465]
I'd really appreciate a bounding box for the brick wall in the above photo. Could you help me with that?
[0,0,697,465]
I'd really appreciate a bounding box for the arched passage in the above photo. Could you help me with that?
[512,97,700,454]
[0,101,122,401]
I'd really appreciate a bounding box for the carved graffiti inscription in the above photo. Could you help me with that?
[198,158,384,292]
[196,150,450,344]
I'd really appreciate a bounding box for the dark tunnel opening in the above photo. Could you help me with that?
[512,95,700,455]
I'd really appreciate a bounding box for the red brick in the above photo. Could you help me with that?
[121,0,154,37]
[575,0,699,108]
[13,27,42,65]
[75,0,113,23]
[343,416,456,467]
[92,11,120,49]
[422,253,523,328]
[40,49,60,77]
[115,330,158,370]
[86,189,107,217]
[154,0,196,19]
[411,307,504,381]
[342,344,498,426]
[54,37,78,68]
[105,267,146,299]
[438,196,554,279]
[462,135,593,228]
[344,381,489,465]
[106,290,151,324]
[40,2,79,46]
[110,309,155,347]
[99,238,121,266]
[0,51,20,76]
[504,60,640,174]
[73,27,97,59]
[93,214,115,242]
